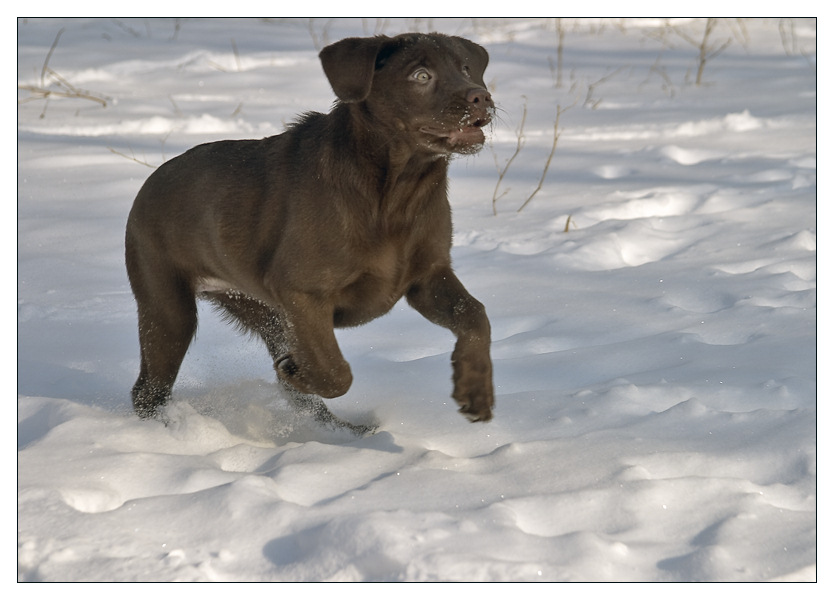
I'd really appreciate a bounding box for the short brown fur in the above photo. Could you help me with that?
[125,33,495,429]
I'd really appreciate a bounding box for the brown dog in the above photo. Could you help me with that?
[125,33,495,431]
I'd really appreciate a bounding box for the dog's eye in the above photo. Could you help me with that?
[412,69,431,83]
[462,65,471,78]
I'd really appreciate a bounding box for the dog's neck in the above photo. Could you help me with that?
[322,102,449,213]
[337,103,447,170]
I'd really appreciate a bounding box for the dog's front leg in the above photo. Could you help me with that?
[407,267,494,422]
[275,291,353,399]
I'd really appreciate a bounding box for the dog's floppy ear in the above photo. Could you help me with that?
[319,36,388,103]
[451,36,490,78]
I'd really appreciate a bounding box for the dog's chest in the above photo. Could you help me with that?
[333,240,425,326]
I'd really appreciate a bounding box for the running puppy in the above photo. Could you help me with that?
[125,33,495,430]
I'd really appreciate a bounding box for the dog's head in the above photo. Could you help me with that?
[320,33,494,155]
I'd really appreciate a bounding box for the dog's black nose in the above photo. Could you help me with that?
[466,87,493,107]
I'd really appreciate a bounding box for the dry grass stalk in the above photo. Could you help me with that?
[107,147,156,168]
[18,27,110,116]
[675,18,732,86]
[491,98,528,215]
[517,102,572,213]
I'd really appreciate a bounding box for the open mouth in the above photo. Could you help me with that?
[419,118,490,151]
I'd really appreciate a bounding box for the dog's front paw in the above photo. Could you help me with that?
[455,388,494,422]
[451,353,494,422]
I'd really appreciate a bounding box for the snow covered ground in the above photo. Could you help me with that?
[17,18,816,582]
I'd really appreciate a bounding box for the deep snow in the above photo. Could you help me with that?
[17,17,816,582]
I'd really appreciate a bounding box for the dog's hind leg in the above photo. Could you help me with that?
[126,244,198,419]
[204,292,375,436]
[275,382,376,436]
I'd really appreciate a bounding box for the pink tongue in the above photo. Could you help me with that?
[448,127,485,145]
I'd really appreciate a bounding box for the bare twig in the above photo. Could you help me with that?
[491,98,527,215]
[20,28,110,114]
[553,18,565,88]
[307,18,334,51]
[107,147,156,168]
[171,18,184,41]
[642,52,677,97]
[777,18,816,69]
[231,38,241,71]
[727,18,750,48]
[18,83,108,108]
[209,38,243,72]
[696,19,731,85]
[676,18,732,86]
[779,18,798,55]
[19,67,110,109]
[41,27,65,87]
[110,19,143,38]
[361,18,389,36]
[584,66,625,108]
[517,102,573,213]
[168,95,183,117]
